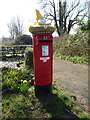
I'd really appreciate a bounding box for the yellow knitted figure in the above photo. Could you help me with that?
[35,9,51,25]
[36,9,44,22]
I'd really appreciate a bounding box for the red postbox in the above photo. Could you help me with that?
[33,33,53,85]
[29,10,55,95]
[33,33,54,95]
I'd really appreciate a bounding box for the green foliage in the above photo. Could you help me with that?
[55,53,88,64]
[88,19,90,30]
[79,112,90,119]
[77,18,90,31]
[69,56,88,64]
[57,87,90,119]
[2,67,19,92]
[54,29,89,64]
[2,67,90,119]
[14,34,32,45]
[12,97,28,118]
[73,106,82,114]
[2,67,33,93]
[2,84,90,119]
[19,80,29,96]
[24,47,33,69]
[2,94,30,118]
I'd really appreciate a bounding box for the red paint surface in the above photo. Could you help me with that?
[33,33,53,85]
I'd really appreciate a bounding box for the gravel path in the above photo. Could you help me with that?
[0,56,24,70]
[53,57,89,113]
[0,61,18,69]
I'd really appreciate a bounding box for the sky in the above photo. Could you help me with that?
[0,0,41,38]
[0,0,88,38]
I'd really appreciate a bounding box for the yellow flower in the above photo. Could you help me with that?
[21,80,23,82]
[29,80,31,82]
[23,80,27,83]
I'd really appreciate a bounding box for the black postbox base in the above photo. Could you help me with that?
[35,83,52,97]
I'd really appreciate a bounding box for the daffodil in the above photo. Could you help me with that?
[29,80,31,82]
[23,80,27,83]
[21,80,23,82]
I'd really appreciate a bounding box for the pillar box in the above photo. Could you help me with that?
[29,10,55,96]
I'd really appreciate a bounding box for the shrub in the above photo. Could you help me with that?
[2,67,33,93]
[53,31,88,58]
[13,34,32,45]
[2,67,20,92]
[24,47,33,69]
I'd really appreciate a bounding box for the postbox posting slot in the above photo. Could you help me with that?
[38,40,52,42]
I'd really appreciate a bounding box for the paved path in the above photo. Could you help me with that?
[53,57,89,113]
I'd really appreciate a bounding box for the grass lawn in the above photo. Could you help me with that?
[1,67,90,119]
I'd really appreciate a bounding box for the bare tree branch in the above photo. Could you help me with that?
[38,0,87,36]
[66,0,80,16]
[7,16,24,39]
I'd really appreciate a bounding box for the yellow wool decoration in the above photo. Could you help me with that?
[34,22,42,25]
[46,23,51,25]
[54,25,56,28]
[36,9,44,22]
[29,25,33,29]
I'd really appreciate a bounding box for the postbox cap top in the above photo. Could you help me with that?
[29,9,56,34]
